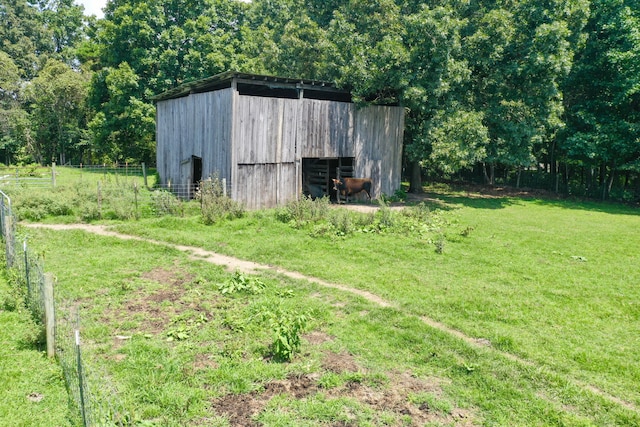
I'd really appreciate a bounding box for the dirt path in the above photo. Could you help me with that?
[22,222,638,414]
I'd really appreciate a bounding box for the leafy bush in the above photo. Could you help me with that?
[150,189,183,217]
[275,195,330,227]
[217,271,266,295]
[13,190,73,221]
[197,177,245,224]
[256,306,308,362]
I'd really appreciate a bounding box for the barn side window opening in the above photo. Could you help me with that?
[302,157,354,201]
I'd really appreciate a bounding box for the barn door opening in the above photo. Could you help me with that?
[302,157,354,201]
[191,156,202,198]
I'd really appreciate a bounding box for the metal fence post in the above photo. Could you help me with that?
[75,329,88,427]
[24,240,30,298]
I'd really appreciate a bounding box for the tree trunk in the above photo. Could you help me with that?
[483,162,495,185]
[409,161,423,193]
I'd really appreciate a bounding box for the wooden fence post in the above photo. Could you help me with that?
[142,162,148,188]
[97,181,102,215]
[4,214,13,267]
[44,273,55,358]
[51,162,56,187]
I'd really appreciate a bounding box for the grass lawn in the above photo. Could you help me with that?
[0,275,72,426]
[10,181,640,425]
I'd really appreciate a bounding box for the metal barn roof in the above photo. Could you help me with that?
[152,70,352,102]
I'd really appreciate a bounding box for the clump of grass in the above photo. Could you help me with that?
[434,235,446,254]
[12,189,74,221]
[275,194,330,227]
[150,189,183,217]
[197,177,245,224]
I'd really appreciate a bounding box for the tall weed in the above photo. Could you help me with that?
[150,189,183,217]
[12,189,73,221]
[275,195,330,227]
[197,177,245,224]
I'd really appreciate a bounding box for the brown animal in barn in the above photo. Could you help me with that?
[332,178,372,202]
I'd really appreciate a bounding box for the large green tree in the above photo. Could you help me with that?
[562,0,640,198]
[463,0,589,185]
[25,59,90,164]
[88,62,155,163]
[0,50,30,164]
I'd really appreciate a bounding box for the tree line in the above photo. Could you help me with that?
[1,0,639,200]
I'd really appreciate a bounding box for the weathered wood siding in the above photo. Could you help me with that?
[297,99,353,158]
[157,81,404,208]
[354,105,405,198]
[232,95,298,164]
[235,163,297,209]
[231,94,299,209]
[156,88,233,189]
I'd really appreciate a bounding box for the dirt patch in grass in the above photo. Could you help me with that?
[211,348,475,426]
[303,330,334,345]
[140,265,189,287]
[322,350,360,373]
[103,266,201,337]
[210,369,476,426]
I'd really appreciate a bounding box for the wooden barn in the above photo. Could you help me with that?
[153,71,404,209]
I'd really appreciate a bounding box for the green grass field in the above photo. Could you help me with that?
[3,171,639,425]
[0,276,71,427]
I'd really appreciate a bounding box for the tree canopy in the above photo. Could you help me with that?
[0,0,638,200]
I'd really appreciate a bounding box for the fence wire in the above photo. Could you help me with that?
[0,189,132,426]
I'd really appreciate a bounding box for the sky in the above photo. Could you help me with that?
[77,0,106,19]
[75,0,252,19]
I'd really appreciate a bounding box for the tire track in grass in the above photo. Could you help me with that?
[22,222,638,414]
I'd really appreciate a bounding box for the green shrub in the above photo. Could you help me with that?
[257,307,308,362]
[328,208,356,236]
[275,195,330,227]
[198,177,245,224]
[13,191,73,221]
[150,189,183,217]
[217,271,266,295]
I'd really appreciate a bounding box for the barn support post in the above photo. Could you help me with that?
[336,167,341,204]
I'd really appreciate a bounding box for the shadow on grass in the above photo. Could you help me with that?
[414,183,640,215]
[406,187,518,211]
[528,198,640,217]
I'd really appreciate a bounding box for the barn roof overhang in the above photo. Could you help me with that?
[152,70,352,103]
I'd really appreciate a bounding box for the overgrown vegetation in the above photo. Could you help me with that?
[3,172,640,425]
[197,176,245,225]
[6,167,247,225]
[3,1,639,201]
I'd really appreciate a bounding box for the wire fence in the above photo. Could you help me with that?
[0,189,132,426]
[0,165,244,426]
